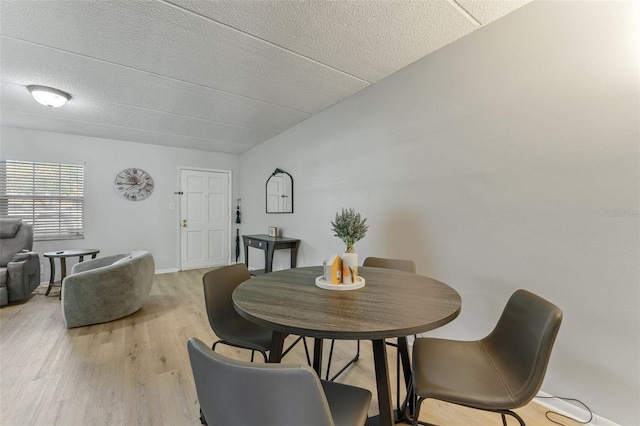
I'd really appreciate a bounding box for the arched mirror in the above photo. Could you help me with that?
[266,168,293,213]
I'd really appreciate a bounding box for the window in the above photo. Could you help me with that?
[0,160,84,241]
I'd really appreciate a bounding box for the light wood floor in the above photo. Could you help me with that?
[1,269,570,426]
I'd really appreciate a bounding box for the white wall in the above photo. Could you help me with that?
[239,2,639,424]
[0,127,239,276]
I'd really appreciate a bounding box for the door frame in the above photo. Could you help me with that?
[176,166,233,271]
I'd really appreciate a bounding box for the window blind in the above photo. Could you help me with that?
[0,160,84,241]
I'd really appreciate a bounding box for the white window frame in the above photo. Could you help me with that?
[0,160,85,241]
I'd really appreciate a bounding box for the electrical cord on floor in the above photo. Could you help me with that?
[535,395,593,425]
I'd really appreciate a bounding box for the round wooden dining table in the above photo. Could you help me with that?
[233,265,461,426]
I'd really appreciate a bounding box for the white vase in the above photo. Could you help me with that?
[342,252,358,284]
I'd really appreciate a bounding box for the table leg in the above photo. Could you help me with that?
[372,339,394,426]
[268,331,286,363]
[312,338,324,376]
[45,257,56,296]
[266,245,275,273]
[60,258,67,281]
[58,258,68,300]
[243,241,250,269]
[290,244,299,268]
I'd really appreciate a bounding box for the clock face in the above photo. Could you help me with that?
[114,168,154,201]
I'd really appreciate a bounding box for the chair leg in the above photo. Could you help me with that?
[282,336,311,365]
[400,375,412,417]
[500,410,525,426]
[327,340,360,381]
[302,336,311,365]
[199,408,207,425]
[325,339,336,380]
[396,342,401,415]
[405,390,442,426]
[412,396,424,426]
[251,350,255,362]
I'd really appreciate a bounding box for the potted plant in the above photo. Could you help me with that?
[331,208,369,283]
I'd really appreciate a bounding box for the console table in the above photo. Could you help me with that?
[242,234,299,274]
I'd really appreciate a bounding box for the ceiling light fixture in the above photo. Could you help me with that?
[27,85,71,108]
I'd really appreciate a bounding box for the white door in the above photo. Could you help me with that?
[180,169,230,270]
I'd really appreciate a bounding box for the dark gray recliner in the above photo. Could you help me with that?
[188,337,372,426]
[0,218,40,306]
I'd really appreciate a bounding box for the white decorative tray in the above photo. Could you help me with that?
[315,276,365,291]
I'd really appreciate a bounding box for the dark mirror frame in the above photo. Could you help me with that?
[266,168,293,214]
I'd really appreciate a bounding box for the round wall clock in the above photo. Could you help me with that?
[114,168,154,201]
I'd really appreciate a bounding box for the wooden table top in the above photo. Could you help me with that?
[233,266,461,341]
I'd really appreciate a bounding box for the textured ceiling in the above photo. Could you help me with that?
[0,0,532,154]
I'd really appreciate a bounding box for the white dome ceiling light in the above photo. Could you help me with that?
[27,85,71,108]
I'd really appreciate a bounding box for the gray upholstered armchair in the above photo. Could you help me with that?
[0,218,40,306]
[61,251,154,328]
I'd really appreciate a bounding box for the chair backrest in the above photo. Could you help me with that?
[483,289,563,406]
[202,263,252,337]
[363,256,416,273]
[0,218,34,266]
[188,337,335,426]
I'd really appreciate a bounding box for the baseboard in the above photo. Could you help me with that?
[534,391,620,426]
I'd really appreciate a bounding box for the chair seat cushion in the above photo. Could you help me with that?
[321,379,372,426]
[412,338,520,410]
[217,321,273,352]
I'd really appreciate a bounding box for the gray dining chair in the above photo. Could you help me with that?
[203,263,270,361]
[203,263,310,363]
[325,257,416,382]
[410,289,563,426]
[188,337,372,426]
